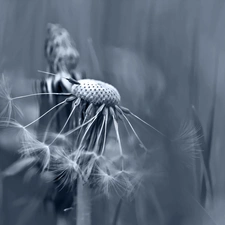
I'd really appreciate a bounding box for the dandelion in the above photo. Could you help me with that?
[0,24,169,225]
[29,74,165,196]
[0,24,168,201]
[0,72,165,196]
[0,67,168,201]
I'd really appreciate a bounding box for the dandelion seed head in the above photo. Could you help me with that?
[71,79,121,106]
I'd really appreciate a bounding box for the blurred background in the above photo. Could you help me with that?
[0,0,225,225]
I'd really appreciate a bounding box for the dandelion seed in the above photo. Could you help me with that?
[20,134,51,171]
[174,118,203,168]
[50,147,81,189]
[94,167,122,196]
[93,164,133,197]
[0,74,23,124]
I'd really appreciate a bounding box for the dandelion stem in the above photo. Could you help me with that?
[76,178,91,225]
[24,99,67,128]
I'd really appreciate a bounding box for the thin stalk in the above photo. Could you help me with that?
[43,103,67,142]
[112,199,122,225]
[12,92,71,100]
[76,178,91,225]
[87,38,102,78]
[24,99,67,128]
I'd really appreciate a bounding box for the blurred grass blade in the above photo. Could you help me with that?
[2,157,35,177]
[186,191,218,225]
[204,53,219,202]
[87,38,102,78]
[112,199,122,225]
[191,106,213,204]
[0,172,3,225]
[17,198,41,225]
[76,178,91,225]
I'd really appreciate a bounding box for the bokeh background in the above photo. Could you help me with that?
[0,0,225,225]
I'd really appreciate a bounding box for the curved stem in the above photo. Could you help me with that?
[12,92,71,100]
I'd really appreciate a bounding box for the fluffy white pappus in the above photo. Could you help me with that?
[0,74,23,123]
[0,119,53,171]
[20,134,51,171]
[173,119,203,168]
[50,147,81,189]
[87,156,138,197]
[92,167,129,197]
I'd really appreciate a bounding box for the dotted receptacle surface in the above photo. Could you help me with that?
[71,79,121,106]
